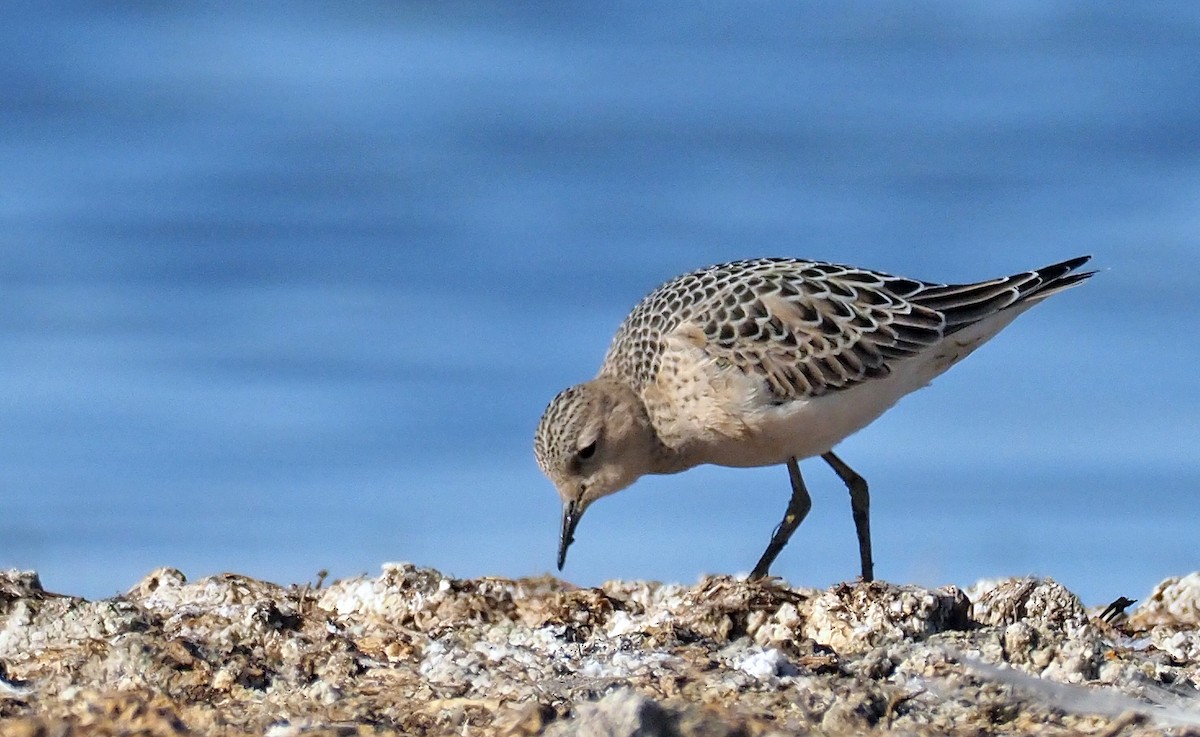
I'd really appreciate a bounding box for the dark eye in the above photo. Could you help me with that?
[577,441,597,460]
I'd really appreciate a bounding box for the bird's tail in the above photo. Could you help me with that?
[914,255,1095,332]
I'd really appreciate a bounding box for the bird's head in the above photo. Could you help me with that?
[533,378,655,570]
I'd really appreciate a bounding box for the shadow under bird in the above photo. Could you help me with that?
[534,256,1095,581]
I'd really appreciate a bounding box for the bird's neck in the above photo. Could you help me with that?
[648,445,696,475]
[592,374,690,476]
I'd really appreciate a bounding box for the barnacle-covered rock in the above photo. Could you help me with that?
[0,566,1196,735]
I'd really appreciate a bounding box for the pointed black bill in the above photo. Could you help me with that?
[557,499,582,570]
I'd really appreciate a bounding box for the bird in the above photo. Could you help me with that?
[533,256,1094,581]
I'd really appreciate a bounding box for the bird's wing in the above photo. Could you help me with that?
[609,256,1093,404]
[675,256,1093,401]
[666,260,944,401]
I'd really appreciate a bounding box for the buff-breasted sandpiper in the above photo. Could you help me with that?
[534,256,1094,581]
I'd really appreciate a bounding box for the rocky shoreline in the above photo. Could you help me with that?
[0,566,1197,736]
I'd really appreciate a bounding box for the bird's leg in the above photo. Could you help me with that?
[821,451,873,582]
[750,457,811,579]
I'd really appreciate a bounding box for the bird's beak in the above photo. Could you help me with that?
[557,499,583,571]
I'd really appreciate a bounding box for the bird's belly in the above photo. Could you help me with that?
[699,361,939,468]
[701,391,890,467]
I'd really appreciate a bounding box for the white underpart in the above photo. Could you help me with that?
[698,301,1038,469]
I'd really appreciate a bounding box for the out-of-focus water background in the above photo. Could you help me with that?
[2,4,1197,604]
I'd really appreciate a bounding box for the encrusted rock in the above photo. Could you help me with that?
[0,570,46,605]
[1129,573,1200,628]
[804,580,971,654]
[0,566,1197,736]
[970,577,1088,629]
[542,690,672,737]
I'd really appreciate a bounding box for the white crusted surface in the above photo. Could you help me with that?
[0,567,1197,735]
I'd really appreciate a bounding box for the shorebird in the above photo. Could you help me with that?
[534,256,1094,581]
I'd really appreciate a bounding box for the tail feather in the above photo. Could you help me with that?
[915,255,1094,332]
[1011,254,1097,302]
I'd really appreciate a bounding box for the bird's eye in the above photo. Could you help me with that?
[577,441,597,460]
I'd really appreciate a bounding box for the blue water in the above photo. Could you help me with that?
[2,4,1197,604]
